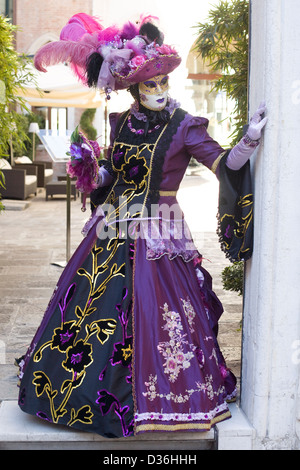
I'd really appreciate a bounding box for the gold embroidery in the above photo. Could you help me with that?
[68,405,94,426]
[159,190,177,197]
[122,344,133,361]
[211,151,227,174]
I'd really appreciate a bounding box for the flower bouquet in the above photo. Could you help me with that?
[66,126,102,211]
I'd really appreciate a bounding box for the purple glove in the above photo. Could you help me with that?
[226,102,268,171]
[97,166,113,187]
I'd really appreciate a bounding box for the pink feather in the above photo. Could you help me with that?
[60,23,88,42]
[139,14,160,26]
[60,13,103,41]
[70,63,86,83]
[80,32,101,49]
[34,41,95,73]
[72,13,103,33]
[98,25,120,43]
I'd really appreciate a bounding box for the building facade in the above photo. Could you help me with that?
[7,0,230,146]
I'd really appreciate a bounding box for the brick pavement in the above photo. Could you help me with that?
[0,169,242,404]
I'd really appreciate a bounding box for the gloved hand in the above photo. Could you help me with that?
[226,102,268,171]
[247,101,268,140]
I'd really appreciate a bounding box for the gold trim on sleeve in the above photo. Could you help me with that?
[159,190,177,197]
[211,151,227,174]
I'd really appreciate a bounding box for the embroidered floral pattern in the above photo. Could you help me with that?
[112,143,151,191]
[157,301,195,382]
[142,373,226,403]
[181,297,196,333]
[27,236,128,431]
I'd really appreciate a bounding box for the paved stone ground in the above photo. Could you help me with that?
[0,167,242,404]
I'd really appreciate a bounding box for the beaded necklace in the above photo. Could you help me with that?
[127,114,161,135]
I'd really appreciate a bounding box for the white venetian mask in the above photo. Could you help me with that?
[138,74,169,111]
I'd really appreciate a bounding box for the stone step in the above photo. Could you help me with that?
[0,400,255,451]
[2,199,31,211]
[0,401,217,451]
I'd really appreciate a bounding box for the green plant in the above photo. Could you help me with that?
[194,0,249,295]
[13,111,45,158]
[0,15,37,211]
[79,108,97,141]
[194,0,249,146]
[221,261,244,296]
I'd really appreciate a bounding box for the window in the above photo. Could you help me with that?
[0,0,13,19]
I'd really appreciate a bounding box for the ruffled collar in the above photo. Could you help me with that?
[130,97,181,122]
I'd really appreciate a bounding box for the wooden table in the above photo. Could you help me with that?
[45,180,77,201]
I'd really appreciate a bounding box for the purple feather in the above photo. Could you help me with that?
[121,21,139,40]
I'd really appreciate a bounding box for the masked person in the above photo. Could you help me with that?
[17,13,267,438]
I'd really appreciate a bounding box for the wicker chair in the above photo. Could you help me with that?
[1,167,38,200]
[14,157,53,188]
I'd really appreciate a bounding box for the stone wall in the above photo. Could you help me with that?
[242,0,300,450]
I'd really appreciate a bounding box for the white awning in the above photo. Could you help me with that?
[17,64,102,108]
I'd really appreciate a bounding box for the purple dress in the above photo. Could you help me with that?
[17,107,236,438]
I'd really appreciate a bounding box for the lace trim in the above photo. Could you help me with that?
[135,413,231,432]
[81,206,105,236]
[82,213,199,263]
[134,401,229,423]
[139,218,199,262]
[82,213,198,263]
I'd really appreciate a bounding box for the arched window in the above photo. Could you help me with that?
[27,33,59,56]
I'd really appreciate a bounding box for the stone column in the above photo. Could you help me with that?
[242,0,300,450]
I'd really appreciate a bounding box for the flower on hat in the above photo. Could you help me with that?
[130,55,146,69]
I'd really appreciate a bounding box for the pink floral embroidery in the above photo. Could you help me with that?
[157,301,195,383]
[142,373,227,403]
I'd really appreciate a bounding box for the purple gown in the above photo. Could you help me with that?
[17,107,236,438]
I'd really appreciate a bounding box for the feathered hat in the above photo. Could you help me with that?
[34,13,181,99]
